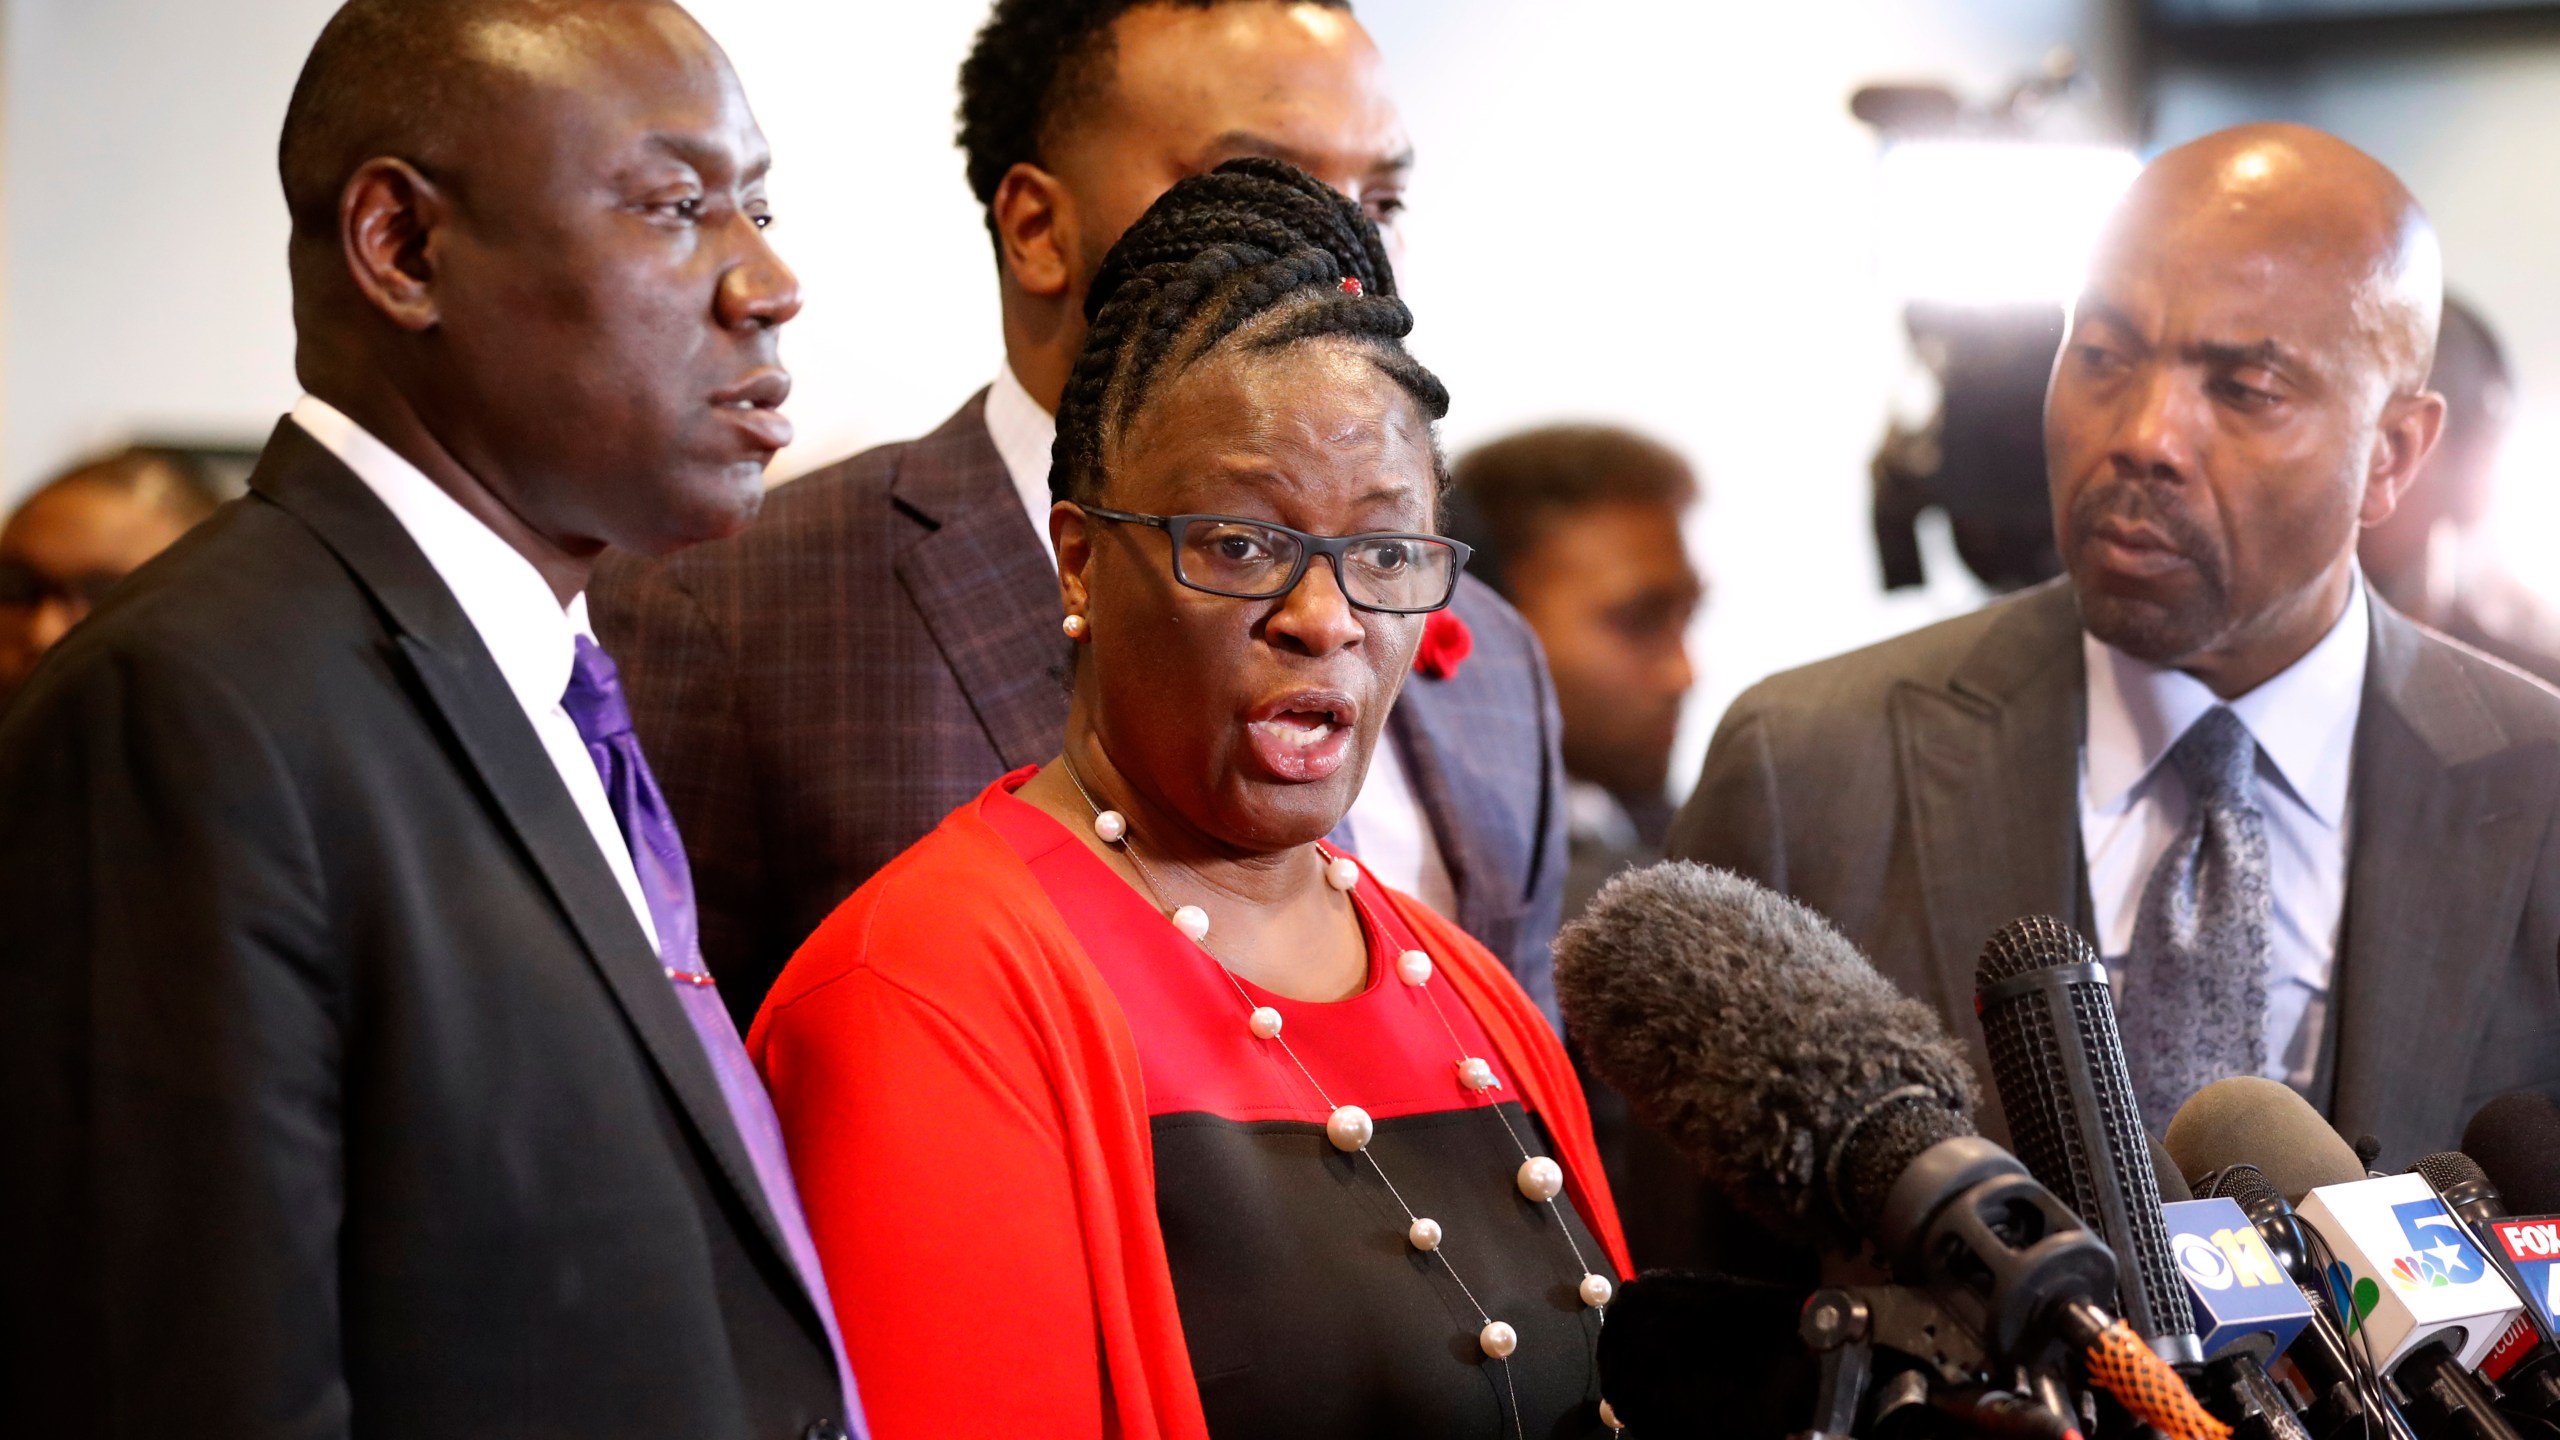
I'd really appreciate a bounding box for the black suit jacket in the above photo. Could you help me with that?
[0,421,845,1438]
[591,392,1569,1029]
[1670,579,2560,1165]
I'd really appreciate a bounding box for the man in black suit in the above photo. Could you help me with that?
[1674,124,2560,1166]
[0,3,863,1436]
[593,0,1572,1030]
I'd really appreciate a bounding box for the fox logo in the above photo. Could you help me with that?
[2497,1220,2560,1265]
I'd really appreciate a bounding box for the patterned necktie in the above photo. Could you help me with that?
[2118,705,2274,1132]
[561,636,866,1436]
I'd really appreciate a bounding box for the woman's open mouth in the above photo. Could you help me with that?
[1243,692,1359,783]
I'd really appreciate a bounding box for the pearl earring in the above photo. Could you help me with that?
[1062,614,1088,639]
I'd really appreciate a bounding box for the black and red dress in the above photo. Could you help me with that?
[756,772,1630,1440]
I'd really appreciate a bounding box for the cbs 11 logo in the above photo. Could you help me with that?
[2174,1222,2287,1291]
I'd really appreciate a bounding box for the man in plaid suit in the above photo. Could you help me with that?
[593,0,1569,1032]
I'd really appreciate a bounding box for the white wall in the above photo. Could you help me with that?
[4,0,2112,785]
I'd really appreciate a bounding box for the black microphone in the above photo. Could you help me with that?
[1974,914,2206,1369]
[2412,1152,2560,1425]
[2467,1093,2560,1219]
[1556,863,2229,1440]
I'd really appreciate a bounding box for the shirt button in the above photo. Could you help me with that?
[803,1421,848,1440]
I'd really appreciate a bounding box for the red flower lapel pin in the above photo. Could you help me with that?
[1414,609,1473,680]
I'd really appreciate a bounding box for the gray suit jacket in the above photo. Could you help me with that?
[591,393,1568,1030]
[1669,578,2560,1165]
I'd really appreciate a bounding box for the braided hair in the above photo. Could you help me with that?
[1050,157,1448,506]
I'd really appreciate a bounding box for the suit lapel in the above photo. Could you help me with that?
[1892,582,2090,1026]
[2331,600,2549,1147]
[891,393,1072,769]
[250,422,809,1295]
[1388,684,1516,941]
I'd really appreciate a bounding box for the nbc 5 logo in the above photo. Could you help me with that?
[2391,1199,2490,1288]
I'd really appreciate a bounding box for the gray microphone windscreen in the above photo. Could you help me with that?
[2162,1076,2364,1203]
[1553,861,1978,1247]
[2152,1132,2193,1204]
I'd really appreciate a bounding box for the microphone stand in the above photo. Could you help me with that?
[1795,1285,2082,1440]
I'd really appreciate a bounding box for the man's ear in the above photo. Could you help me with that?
[1052,498,1094,622]
[340,157,448,333]
[993,162,1077,300]
[2361,387,2449,528]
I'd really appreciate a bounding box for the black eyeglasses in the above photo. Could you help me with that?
[1079,505,1472,615]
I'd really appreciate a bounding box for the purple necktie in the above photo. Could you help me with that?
[562,636,866,1436]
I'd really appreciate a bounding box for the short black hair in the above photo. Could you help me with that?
[1050,156,1444,506]
[1446,426,1697,599]
[279,0,648,245]
[955,0,1353,244]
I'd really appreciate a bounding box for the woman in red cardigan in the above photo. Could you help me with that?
[751,160,1630,1440]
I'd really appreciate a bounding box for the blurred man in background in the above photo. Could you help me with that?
[0,447,219,707]
[1674,123,2560,1164]
[1449,424,1703,917]
[1449,423,1705,1268]
[2359,295,2560,684]
[595,0,1574,1029]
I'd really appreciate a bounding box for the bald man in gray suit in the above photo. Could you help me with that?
[1675,124,2560,1167]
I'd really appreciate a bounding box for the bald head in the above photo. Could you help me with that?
[277,0,801,577]
[2046,123,2449,699]
[280,0,697,248]
[2104,123,2442,398]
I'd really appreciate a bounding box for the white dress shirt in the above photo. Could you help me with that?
[292,395,662,955]
[985,363,1458,913]
[2079,573,2369,1090]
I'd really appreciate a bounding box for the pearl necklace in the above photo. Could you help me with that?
[1059,759,1611,1436]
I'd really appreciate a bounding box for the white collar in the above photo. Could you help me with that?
[985,359,1059,561]
[2082,570,2369,827]
[290,394,588,720]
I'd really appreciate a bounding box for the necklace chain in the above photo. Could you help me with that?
[1056,756,1608,1438]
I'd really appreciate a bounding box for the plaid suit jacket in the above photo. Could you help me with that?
[592,393,1568,1030]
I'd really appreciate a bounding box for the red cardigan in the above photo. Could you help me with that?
[752,782,1632,1440]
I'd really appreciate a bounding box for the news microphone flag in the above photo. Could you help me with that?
[2295,1174,2526,1370]
[2491,1217,2560,1332]
[2166,1198,2315,1361]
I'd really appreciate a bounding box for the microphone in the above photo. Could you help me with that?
[2486,1217,2560,1339]
[2165,1197,2317,1361]
[2167,1076,2369,1204]
[2165,1195,2321,1440]
[2158,1134,2198,1203]
[2466,1093,2560,1219]
[1555,861,1980,1251]
[2295,1173,2528,1440]
[2411,1153,2560,1422]
[2295,1173,2525,1373]
[2198,1164,2417,1440]
[1974,915,2206,1367]
[1556,863,2230,1440]
[2167,1081,2416,1440]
